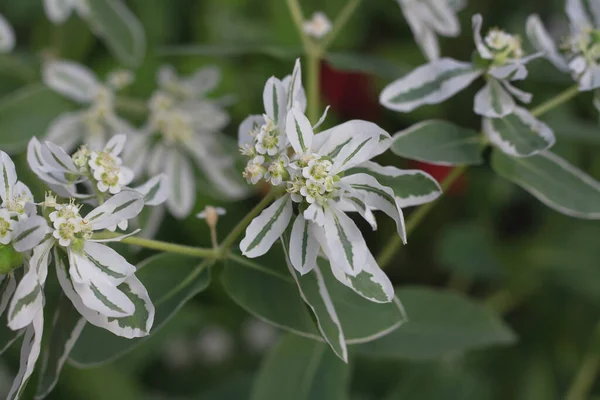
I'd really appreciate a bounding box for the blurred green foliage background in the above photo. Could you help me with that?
[2,0,600,399]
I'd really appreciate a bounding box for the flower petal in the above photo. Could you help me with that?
[105,134,127,156]
[472,14,492,59]
[285,107,314,154]
[322,207,368,276]
[43,60,99,103]
[566,0,593,31]
[380,58,481,112]
[11,216,50,252]
[0,13,15,53]
[240,194,293,258]
[341,173,407,243]
[289,214,320,275]
[262,76,287,124]
[526,15,569,72]
[43,0,74,24]
[0,150,17,202]
[483,107,556,157]
[7,310,43,400]
[473,79,515,118]
[85,190,144,230]
[41,141,80,174]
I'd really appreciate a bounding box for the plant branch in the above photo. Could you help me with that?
[320,0,362,51]
[376,84,582,270]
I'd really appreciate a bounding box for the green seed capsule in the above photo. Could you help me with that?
[0,244,23,274]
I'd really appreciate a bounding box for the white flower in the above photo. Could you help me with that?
[527,0,600,91]
[0,209,15,245]
[197,206,226,228]
[120,65,248,220]
[396,0,464,61]
[303,12,332,39]
[380,14,541,119]
[43,59,135,152]
[240,106,418,304]
[0,13,15,53]
[243,156,266,185]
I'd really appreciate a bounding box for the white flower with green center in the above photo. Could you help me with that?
[52,217,82,247]
[43,59,135,152]
[121,65,248,219]
[528,0,600,91]
[0,209,15,245]
[243,156,267,185]
[0,13,15,53]
[240,106,442,304]
[396,0,465,61]
[266,155,290,186]
[381,14,543,118]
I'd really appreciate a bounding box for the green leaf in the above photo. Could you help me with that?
[222,248,406,344]
[36,295,86,399]
[491,150,600,219]
[87,0,146,67]
[325,52,409,80]
[157,43,301,60]
[251,334,351,400]
[358,286,516,359]
[483,108,555,157]
[69,254,211,367]
[392,120,484,165]
[0,85,72,153]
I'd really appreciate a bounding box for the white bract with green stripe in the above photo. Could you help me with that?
[527,0,600,92]
[380,14,541,119]
[239,60,441,304]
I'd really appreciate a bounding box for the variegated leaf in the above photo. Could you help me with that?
[322,208,369,276]
[7,310,43,400]
[12,216,49,252]
[85,190,144,230]
[289,214,320,275]
[42,60,99,103]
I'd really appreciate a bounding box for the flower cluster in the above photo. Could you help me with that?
[239,60,442,304]
[121,65,248,219]
[527,0,600,91]
[43,60,135,153]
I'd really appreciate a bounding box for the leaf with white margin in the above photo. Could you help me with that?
[41,141,80,175]
[472,14,493,59]
[81,241,136,285]
[391,120,484,166]
[8,265,44,331]
[56,249,154,338]
[12,216,50,252]
[86,0,146,67]
[314,120,392,162]
[322,208,368,276]
[222,246,406,342]
[84,190,144,230]
[474,78,515,118]
[483,108,555,157]
[7,310,43,400]
[1,275,22,356]
[501,80,532,103]
[285,107,313,154]
[341,173,407,243]
[238,115,264,147]
[526,15,569,72]
[281,235,348,362]
[131,174,169,206]
[43,60,99,103]
[240,195,293,258]
[263,76,287,125]
[35,295,86,400]
[27,138,70,186]
[346,161,442,208]
[492,150,600,219]
[1,273,16,316]
[289,214,320,275]
[0,13,15,53]
[43,0,74,24]
[0,150,17,202]
[314,226,394,303]
[566,0,594,31]
[379,58,482,112]
[285,59,304,110]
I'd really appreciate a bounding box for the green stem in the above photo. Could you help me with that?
[94,233,220,259]
[219,188,283,252]
[286,0,312,53]
[566,321,600,400]
[320,0,362,50]
[377,165,466,268]
[376,84,582,270]
[307,51,321,123]
[530,85,580,118]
